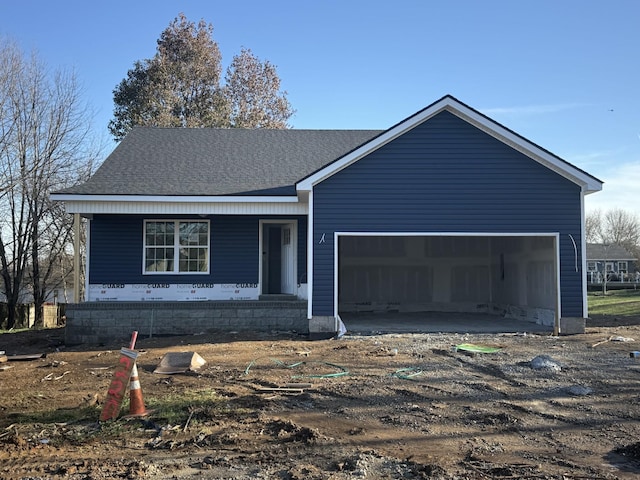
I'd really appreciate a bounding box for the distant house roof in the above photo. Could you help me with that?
[586,243,636,261]
[58,128,382,196]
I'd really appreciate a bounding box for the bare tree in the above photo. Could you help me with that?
[587,208,640,248]
[586,208,640,288]
[601,208,640,249]
[0,40,97,328]
[585,209,602,244]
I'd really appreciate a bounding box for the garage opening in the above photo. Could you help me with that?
[337,234,558,329]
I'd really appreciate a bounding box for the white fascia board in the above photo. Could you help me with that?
[296,96,603,194]
[296,97,456,190]
[295,111,425,191]
[50,194,300,203]
[449,102,603,194]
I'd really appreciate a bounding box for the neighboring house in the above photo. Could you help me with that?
[52,95,603,343]
[586,243,639,283]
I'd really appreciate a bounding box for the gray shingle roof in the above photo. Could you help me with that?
[586,243,636,260]
[60,127,382,196]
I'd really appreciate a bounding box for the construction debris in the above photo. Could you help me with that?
[153,351,206,374]
[256,387,306,394]
[593,335,636,347]
[255,382,314,395]
[5,353,46,361]
[41,371,71,381]
[454,343,502,354]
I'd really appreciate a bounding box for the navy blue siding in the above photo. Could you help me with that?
[90,214,307,285]
[212,216,259,283]
[312,111,584,317]
[297,218,308,285]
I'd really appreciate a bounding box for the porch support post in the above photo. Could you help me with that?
[73,213,81,303]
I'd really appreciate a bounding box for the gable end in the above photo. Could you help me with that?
[296,95,603,194]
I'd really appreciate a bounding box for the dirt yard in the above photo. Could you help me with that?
[1,315,640,479]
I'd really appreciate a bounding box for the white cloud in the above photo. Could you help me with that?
[482,103,590,117]
[568,148,626,170]
[584,161,640,216]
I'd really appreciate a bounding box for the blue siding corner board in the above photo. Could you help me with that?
[312,111,583,317]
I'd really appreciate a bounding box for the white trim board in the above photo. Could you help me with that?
[50,194,301,203]
[307,191,314,319]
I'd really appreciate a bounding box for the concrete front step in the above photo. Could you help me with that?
[258,294,298,301]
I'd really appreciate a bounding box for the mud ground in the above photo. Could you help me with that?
[1,314,640,479]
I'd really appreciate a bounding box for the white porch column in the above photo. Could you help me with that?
[73,213,81,303]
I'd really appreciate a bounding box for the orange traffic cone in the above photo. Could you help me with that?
[128,363,148,416]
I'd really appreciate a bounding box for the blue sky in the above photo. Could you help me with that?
[1,0,639,216]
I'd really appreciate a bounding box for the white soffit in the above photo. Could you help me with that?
[296,96,603,194]
[51,195,308,215]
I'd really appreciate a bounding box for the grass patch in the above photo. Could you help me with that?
[2,406,101,428]
[145,388,231,426]
[0,327,31,335]
[0,388,235,448]
[588,289,640,316]
[1,389,231,428]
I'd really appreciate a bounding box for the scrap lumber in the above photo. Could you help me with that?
[255,387,305,394]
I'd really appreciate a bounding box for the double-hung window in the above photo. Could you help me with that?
[144,220,210,274]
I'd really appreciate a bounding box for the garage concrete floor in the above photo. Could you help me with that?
[339,311,554,335]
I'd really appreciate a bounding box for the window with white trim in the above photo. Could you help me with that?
[618,261,628,273]
[587,261,596,271]
[144,220,209,274]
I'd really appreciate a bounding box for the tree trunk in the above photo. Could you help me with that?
[5,290,19,330]
[1,257,20,330]
[31,223,44,328]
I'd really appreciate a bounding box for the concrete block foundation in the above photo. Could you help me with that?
[65,301,308,345]
[308,315,339,340]
[559,317,586,335]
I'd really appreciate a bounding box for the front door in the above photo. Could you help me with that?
[261,221,296,295]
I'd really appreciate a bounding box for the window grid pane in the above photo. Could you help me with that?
[179,247,208,272]
[179,222,208,246]
[145,247,175,272]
